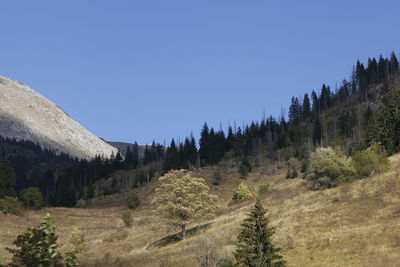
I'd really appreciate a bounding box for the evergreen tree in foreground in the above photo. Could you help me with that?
[235,199,285,267]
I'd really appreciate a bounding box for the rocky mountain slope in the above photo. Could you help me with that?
[0,76,117,159]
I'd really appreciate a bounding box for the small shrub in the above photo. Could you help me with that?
[300,160,308,173]
[20,187,43,209]
[332,196,340,203]
[69,227,88,253]
[0,196,24,215]
[286,157,300,179]
[121,211,133,227]
[127,191,140,209]
[233,183,255,201]
[258,184,269,196]
[75,199,86,208]
[238,157,252,178]
[352,144,389,177]
[212,171,222,185]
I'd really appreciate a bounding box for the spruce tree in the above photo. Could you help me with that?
[311,90,319,115]
[199,123,210,165]
[302,93,311,119]
[234,199,285,267]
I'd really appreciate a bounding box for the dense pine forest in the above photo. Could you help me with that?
[1,52,399,208]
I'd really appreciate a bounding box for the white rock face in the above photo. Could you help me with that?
[0,76,118,159]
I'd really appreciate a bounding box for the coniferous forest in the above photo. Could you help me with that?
[0,52,399,207]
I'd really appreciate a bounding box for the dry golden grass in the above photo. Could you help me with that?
[1,157,400,266]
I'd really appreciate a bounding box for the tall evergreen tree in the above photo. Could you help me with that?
[132,142,140,169]
[234,199,285,267]
[302,93,311,119]
[288,97,301,123]
[124,146,134,169]
[389,52,399,74]
[199,123,210,165]
[311,90,319,115]
[312,117,322,146]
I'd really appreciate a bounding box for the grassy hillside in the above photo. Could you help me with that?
[1,155,400,266]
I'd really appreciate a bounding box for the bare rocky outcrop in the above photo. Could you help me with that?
[0,76,117,159]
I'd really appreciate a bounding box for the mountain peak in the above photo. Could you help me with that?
[0,76,117,159]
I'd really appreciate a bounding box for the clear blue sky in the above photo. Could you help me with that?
[1,1,399,144]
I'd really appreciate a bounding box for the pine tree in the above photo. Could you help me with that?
[234,199,285,267]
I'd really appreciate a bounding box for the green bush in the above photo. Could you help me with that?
[352,144,389,177]
[75,199,86,208]
[233,183,255,201]
[20,187,44,209]
[307,147,356,188]
[258,184,269,196]
[121,211,133,227]
[300,160,308,173]
[127,191,140,209]
[286,157,300,179]
[0,196,24,215]
[212,171,222,185]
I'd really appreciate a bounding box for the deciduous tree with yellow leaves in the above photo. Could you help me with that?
[152,169,218,239]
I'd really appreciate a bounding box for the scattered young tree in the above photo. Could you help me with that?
[239,157,252,178]
[234,199,286,267]
[0,196,23,215]
[286,158,300,179]
[152,170,218,239]
[20,187,44,209]
[127,191,140,209]
[212,171,222,186]
[121,211,133,227]
[233,183,255,201]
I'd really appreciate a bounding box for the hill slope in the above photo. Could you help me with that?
[0,76,117,159]
[1,155,399,266]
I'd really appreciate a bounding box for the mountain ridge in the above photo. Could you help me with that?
[0,75,117,159]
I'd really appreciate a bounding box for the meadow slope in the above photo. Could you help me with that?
[1,155,400,266]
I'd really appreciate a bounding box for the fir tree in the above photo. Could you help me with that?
[234,199,285,267]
